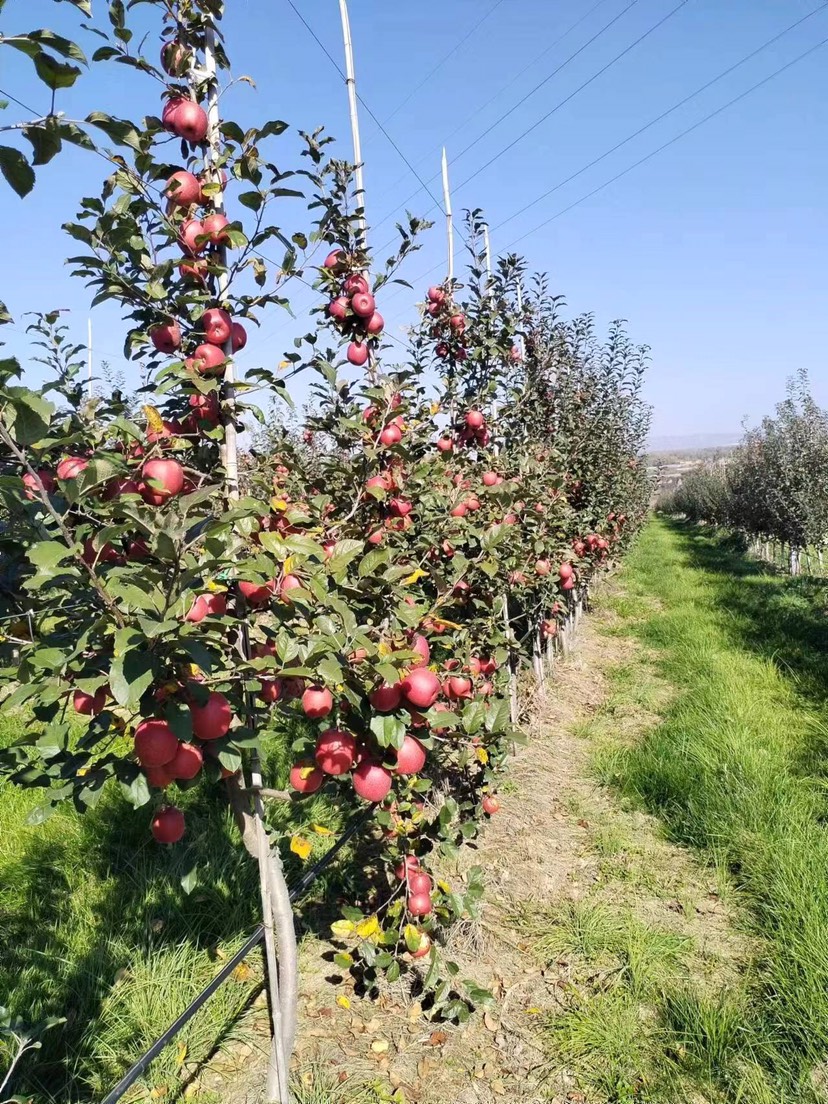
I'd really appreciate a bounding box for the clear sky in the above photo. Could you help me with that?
[2,0,827,440]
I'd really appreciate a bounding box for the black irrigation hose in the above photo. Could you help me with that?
[100,806,374,1104]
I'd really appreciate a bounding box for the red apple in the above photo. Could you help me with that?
[144,763,174,788]
[164,170,201,207]
[180,218,206,255]
[465,410,485,430]
[351,291,375,318]
[395,735,426,776]
[370,683,402,713]
[427,286,445,304]
[169,741,203,780]
[189,691,232,741]
[202,212,230,245]
[279,573,303,603]
[449,314,466,333]
[353,760,393,803]
[186,343,226,376]
[160,40,191,77]
[328,296,349,321]
[151,805,186,843]
[170,99,208,143]
[365,311,384,335]
[401,668,441,710]
[135,719,178,767]
[185,592,226,623]
[315,728,357,775]
[343,274,369,296]
[324,248,346,272]
[482,795,500,815]
[56,456,88,482]
[258,677,283,704]
[410,634,430,667]
[436,437,453,454]
[140,458,185,504]
[73,687,107,716]
[347,342,369,367]
[559,562,574,580]
[161,96,186,131]
[290,762,324,794]
[411,932,432,959]
[444,675,473,701]
[302,685,333,719]
[407,892,432,917]
[239,579,275,606]
[407,870,431,895]
[202,307,232,346]
[22,470,56,500]
[535,559,551,576]
[379,423,402,447]
[395,855,420,880]
[389,498,412,518]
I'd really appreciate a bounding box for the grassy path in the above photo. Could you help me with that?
[591,516,828,1102]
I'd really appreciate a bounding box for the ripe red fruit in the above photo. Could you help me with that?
[180,218,207,256]
[56,456,88,482]
[407,870,432,895]
[370,683,402,713]
[162,96,186,131]
[351,291,376,318]
[572,540,586,557]
[328,296,349,321]
[401,668,441,710]
[395,735,426,776]
[435,343,449,359]
[202,307,232,346]
[185,593,226,623]
[150,321,181,355]
[151,805,186,844]
[450,503,467,518]
[144,763,173,789]
[189,391,220,424]
[395,855,420,880]
[559,562,574,580]
[427,286,445,304]
[22,469,56,500]
[258,677,283,704]
[186,343,226,376]
[436,436,454,454]
[324,248,346,272]
[179,257,209,283]
[81,539,120,567]
[140,458,185,504]
[379,423,402,447]
[135,719,178,767]
[279,573,303,603]
[343,273,369,296]
[73,687,107,716]
[171,99,208,143]
[465,410,485,430]
[290,762,324,794]
[315,729,357,775]
[389,498,412,518]
[202,213,230,245]
[126,539,151,561]
[367,529,384,546]
[407,892,433,917]
[562,578,576,592]
[164,170,201,207]
[353,760,393,803]
[160,40,191,77]
[239,579,275,606]
[365,311,384,335]
[302,685,333,720]
[410,634,430,667]
[482,795,500,815]
[465,496,481,512]
[189,692,232,741]
[444,675,473,701]
[482,471,498,487]
[449,314,466,333]
[169,742,203,780]
[535,559,551,576]
[347,342,369,367]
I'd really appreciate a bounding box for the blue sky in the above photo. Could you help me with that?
[3,0,827,439]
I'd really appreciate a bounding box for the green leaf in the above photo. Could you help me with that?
[85,111,142,151]
[23,121,62,166]
[25,29,87,63]
[120,770,150,809]
[110,629,155,708]
[0,145,34,198]
[2,386,55,443]
[369,713,406,751]
[27,540,72,578]
[34,53,81,89]
[317,653,343,686]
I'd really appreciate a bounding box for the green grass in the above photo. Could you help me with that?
[0,715,363,1103]
[593,517,828,1100]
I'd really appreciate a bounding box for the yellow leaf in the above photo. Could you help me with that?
[476,747,489,765]
[290,836,312,861]
[311,824,333,836]
[336,995,351,1010]
[331,919,356,939]
[377,641,392,657]
[526,1007,543,1015]
[205,580,225,594]
[143,404,164,433]
[271,498,288,512]
[76,767,89,777]
[433,617,462,630]
[279,360,289,370]
[176,1042,188,1067]
[232,962,253,982]
[437,880,451,894]
[402,568,428,586]
[283,555,294,575]
[371,1039,389,1054]
[355,915,380,940]
[430,401,441,415]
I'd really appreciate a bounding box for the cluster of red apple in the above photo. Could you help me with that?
[436,409,490,456]
[323,249,384,367]
[423,285,468,363]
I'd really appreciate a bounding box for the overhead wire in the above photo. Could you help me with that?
[378,29,828,316]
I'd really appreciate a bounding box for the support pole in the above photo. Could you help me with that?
[204,25,292,1104]
[87,317,93,399]
[442,147,453,282]
[339,0,366,249]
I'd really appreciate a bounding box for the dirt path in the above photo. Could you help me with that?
[194,580,751,1104]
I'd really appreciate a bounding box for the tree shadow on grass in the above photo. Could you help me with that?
[0,732,388,1104]
[665,518,828,772]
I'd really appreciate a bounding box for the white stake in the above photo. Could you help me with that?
[87,317,93,399]
[442,147,454,282]
[516,279,526,360]
[204,25,291,1104]
[483,223,492,282]
[339,0,367,248]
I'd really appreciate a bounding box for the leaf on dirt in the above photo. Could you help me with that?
[335,995,351,1010]
[428,1030,448,1047]
[370,1039,389,1054]
[483,1011,500,1032]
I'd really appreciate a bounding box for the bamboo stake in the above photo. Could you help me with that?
[204,26,291,1104]
[483,223,492,282]
[442,147,453,282]
[339,0,366,249]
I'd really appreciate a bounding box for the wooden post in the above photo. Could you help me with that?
[339,0,366,249]
[204,25,293,1104]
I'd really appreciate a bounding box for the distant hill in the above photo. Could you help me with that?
[647,432,740,453]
